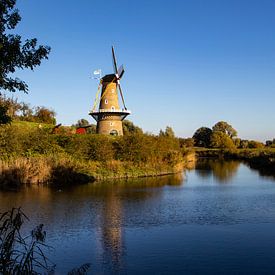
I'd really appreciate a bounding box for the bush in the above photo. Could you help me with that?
[248,140,265,149]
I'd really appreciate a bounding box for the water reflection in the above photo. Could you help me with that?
[0,173,184,273]
[195,159,240,183]
[99,187,124,273]
[246,162,275,180]
[92,174,184,272]
[2,161,275,273]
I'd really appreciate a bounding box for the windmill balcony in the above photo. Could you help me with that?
[90,108,131,114]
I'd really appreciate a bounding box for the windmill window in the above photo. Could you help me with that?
[110,130,118,136]
[110,122,114,126]
[111,106,115,111]
[105,99,108,104]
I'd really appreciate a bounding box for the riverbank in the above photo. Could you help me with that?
[0,124,195,188]
[195,148,275,175]
[0,151,195,188]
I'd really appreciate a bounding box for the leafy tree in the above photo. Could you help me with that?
[75,119,90,127]
[266,140,272,147]
[159,126,175,138]
[212,121,237,138]
[34,106,56,124]
[0,0,50,93]
[248,140,264,149]
[240,139,249,149]
[210,131,236,149]
[0,105,11,124]
[267,139,275,148]
[123,120,143,135]
[233,138,241,148]
[20,102,33,119]
[192,127,212,147]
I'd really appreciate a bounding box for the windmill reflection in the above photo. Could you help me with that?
[96,174,184,272]
[99,188,124,273]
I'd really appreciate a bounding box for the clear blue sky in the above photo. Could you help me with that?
[8,0,275,141]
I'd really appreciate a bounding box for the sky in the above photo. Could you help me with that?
[6,0,275,141]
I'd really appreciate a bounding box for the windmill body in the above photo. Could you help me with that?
[90,47,130,136]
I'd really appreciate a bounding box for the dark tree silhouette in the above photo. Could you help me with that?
[192,127,212,147]
[0,0,51,93]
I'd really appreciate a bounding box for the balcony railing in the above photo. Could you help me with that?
[90,108,131,114]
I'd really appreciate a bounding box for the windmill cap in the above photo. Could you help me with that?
[101,74,117,83]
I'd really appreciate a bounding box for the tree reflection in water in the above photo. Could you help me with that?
[195,159,240,183]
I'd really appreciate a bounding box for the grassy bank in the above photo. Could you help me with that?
[0,123,195,187]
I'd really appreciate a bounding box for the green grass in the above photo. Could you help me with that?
[12,120,54,130]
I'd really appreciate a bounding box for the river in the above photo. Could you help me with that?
[1,159,275,274]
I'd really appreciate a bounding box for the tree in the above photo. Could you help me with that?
[240,139,249,149]
[159,126,175,138]
[212,121,237,138]
[192,127,212,147]
[210,131,236,149]
[123,120,143,135]
[0,105,11,124]
[247,140,264,149]
[0,96,21,118]
[19,102,33,119]
[34,106,56,124]
[75,119,90,128]
[0,0,50,93]
[233,138,241,148]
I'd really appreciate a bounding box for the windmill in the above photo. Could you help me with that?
[89,46,131,136]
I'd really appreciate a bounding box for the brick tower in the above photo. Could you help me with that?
[90,47,130,135]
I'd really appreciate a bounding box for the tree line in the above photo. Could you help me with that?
[192,121,269,149]
[0,96,56,124]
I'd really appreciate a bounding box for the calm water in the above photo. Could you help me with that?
[1,160,275,274]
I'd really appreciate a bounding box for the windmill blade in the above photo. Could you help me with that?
[112,46,118,74]
[118,65,125,79]
[118,83,127,110]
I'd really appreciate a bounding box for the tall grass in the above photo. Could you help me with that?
[0,208,91,274]
[0,208,53,274]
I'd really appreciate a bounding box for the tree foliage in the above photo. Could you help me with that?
[123,120,143,135]
[0,105,12,124]
[210,131,236,149]
[192,127,212,147]
[159,126,175,138]
[212,121,237,138]
[0,0,51,93]
[33,106,56,124]
[0,96,57,124]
